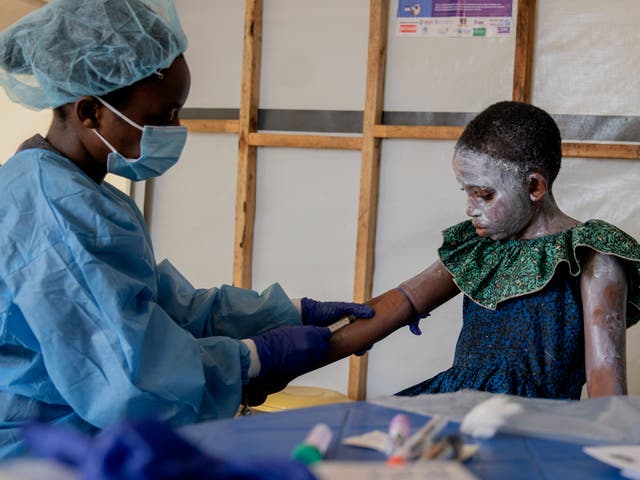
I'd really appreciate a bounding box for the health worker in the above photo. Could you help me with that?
[0,0,373,458]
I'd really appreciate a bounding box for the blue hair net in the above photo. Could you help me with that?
[0,0,188,110]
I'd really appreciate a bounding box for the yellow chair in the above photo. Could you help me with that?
[252,385,352,413]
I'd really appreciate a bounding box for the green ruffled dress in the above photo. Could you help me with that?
[398,219,640,399]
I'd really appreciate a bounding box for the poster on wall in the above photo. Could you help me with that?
[397,0,513,38]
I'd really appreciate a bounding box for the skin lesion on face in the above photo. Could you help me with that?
[453,150,533,241]
[464,185,494,201]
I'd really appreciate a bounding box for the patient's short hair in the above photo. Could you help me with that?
[456,101,562,186]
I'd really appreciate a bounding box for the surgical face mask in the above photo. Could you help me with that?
[92,97,187,181]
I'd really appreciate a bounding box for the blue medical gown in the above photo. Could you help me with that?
[0,146,300,458]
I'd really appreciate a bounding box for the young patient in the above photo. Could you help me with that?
[325,100,640,399]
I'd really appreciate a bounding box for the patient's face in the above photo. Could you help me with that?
[453,149,533,240]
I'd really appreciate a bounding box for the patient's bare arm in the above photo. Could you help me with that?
[243,260,459,406]
[325,260,460,363]
[581,251,628,397]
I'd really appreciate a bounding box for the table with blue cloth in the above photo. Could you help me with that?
[180,391,637,479]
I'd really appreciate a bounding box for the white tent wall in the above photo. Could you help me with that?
[371,138,463,396]
[0,90,51,162]
[532,1,640,116]
[259,2,369,110]
[178,1,243,109]
[383,5,516,112]
[149,0,244,287]
[250,147,362,390]
[150,133,238,288]
[252,1,369,392]
[147,0,640,398]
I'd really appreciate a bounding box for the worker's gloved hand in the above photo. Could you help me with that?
[244,326,332,406]
[300,297,374,327]
[243,375,291,407]
[252,325,332,380]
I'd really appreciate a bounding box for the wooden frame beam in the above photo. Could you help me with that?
[233,0,263,289]
[348,0,389,401]
[182,119,240,134]
[374,124,464,140]
[512,0,536,102]
[248,132,362,150]
[183,119,640,161]
[563,142,640,160]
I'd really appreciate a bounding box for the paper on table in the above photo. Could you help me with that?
[314,461,479,480]
[342,429,392,454]
[583,445,640,479]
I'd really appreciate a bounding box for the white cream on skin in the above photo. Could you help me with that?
[453,149,533,241]
[450,147,628,397]
[580,252,628,394]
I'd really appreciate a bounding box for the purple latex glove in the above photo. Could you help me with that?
[300,298,374,327]
[22,420,316,480]
[244,326,332,406]
[252,325,332,380]
[243,375,291,407]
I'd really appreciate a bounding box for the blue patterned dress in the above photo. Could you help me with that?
[397,220,640,400]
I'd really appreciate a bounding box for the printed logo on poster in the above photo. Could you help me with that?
[398,22,418,34]
[396,0,513,37]
[397,0,433,18]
